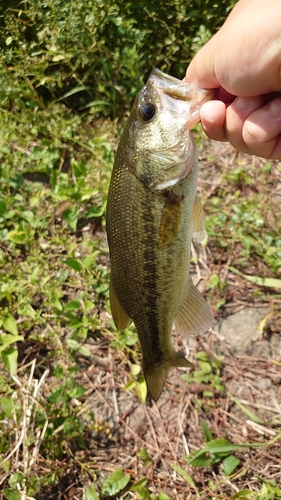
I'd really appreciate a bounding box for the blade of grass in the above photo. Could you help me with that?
[228,266,281,288]
[228,394,265,424]
[185,438,266,466]
[56,85,90,101]
[170,463,197,490]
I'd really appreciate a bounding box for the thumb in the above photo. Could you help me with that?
[184,37,219,90]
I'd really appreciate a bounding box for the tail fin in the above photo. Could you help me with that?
[144,351,193,402]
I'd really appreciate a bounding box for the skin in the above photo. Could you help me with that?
[107,71,213,401]
[185,0,281,159]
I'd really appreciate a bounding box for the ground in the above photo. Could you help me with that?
[0,137,280,500]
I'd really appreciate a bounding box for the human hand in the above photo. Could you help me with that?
[185,0,281,159]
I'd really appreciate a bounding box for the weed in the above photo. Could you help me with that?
[204,164,281,275]
[182,351,225,397]
[0,0,280,497]
[1,0,234,119]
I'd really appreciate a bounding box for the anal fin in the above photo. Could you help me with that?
[174,277,213,336]
[109,278,132,330]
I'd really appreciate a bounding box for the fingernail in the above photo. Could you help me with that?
[236,97,252,109]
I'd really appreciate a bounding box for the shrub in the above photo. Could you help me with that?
[1,0,235,118]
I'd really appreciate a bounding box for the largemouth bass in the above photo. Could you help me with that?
[106,69,213,402]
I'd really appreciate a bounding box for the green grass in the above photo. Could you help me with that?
[205,163,281,274]
[0,0,280,498]
[1,117,280,497]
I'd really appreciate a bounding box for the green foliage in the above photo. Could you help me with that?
[124,363,147,402]
[85,469,172,500]
[0,97,114,494]
[230,481,281,500]
[170,463,196,489]
[0,313,23,372]
[185,433,254,472]
[229,266,281,289]
[184,427,281,482]
[0,97,113,369]
[1,0,234,120]
[182,351,225,395]
[205,164,281,274]
[1,1,279,498]
[3,473,40,500]
[85,483,100,500]
[256,481,281,500]
[83,472,281,500]
[101,468,131,498]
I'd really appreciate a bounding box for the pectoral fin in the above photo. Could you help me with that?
[192,195,206,243]
[109,279,132,330]
[174,277,213,336]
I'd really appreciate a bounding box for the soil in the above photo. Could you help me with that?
[33,140,281,499]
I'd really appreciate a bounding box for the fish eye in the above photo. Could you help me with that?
[139,102,156,121]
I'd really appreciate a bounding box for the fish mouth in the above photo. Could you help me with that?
[148,68,214,128]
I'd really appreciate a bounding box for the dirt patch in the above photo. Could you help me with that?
[7,138,280,500]
[60,326,280,499]
[217,306,270,354]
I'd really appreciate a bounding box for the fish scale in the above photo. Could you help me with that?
[106,69,214,402]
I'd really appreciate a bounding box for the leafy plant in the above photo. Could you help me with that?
[182,351,225,396]
[185,435,242,475]
[204,164,281,274]
[84,471,172,499]
[181,419,243,475]
[185,423,281,478]
[124,363,147,403]
[229,481,281,500]
[1,0,280,498]
[1,0,235,120]
[101,468,131,498]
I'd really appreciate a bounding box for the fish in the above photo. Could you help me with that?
[106,68,214,402]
